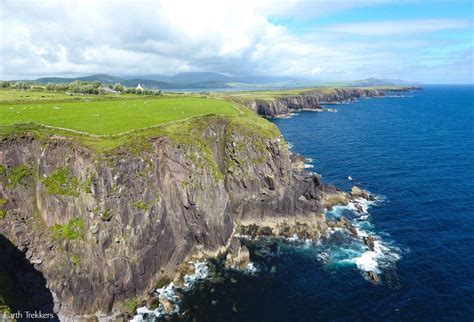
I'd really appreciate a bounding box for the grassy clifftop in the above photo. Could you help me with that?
[217,85,410,103]
[0,89,279,152]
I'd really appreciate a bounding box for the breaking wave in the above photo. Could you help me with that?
[319,194,402,281]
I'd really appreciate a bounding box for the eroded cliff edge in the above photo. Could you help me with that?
[245,87,419,118]
[0,115,327,319]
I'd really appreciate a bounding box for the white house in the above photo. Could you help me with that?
[136,84,144,91]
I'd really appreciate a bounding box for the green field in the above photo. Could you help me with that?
[0,95,238,135]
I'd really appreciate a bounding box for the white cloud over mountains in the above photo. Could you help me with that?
[0,0,472,82]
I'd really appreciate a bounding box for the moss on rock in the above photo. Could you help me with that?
[50,217,85,241]
[6,165,31,188]
[43,167,80,197]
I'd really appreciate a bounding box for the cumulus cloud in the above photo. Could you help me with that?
[0,0,472,83]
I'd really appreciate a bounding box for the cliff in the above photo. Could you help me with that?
[0,115,327,320]
[246,87,419,118]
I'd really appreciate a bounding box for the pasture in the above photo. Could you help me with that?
[0,95,238,136]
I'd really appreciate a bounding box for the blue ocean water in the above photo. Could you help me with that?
[178,85,474,321]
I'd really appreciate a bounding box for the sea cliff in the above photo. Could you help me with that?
[246,87,419,118]
[0,115,327,320]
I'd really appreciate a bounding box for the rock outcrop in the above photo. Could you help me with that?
[224,238,250,270]
[0,116,327,319]
[351,186,375,201]
[363,236,376,251]
[328,217,358,237]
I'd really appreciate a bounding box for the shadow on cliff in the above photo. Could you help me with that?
[0,234,58,321]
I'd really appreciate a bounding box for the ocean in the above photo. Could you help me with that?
[146,85,474,321]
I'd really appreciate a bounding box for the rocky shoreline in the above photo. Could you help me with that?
[130,179,380,320]
[247,87,420,118]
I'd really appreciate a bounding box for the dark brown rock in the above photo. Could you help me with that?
[329,217,358,237]
[367,271,379,283]
[363,236,376,251]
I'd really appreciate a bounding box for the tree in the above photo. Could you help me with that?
[91,81,101,89]
[113,83,125,92]
[0,81,11,88]
[45,82,56,91]
[15,81,30,90]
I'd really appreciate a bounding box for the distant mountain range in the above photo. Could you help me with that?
[27,73,421,89]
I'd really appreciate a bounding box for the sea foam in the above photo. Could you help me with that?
[322,194,401,279]
[131,261,209,321]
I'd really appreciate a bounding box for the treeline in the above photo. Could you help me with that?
[0,80,162,96]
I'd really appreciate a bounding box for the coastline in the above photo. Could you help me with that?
[244,87,421,118]
[0,85,421,320]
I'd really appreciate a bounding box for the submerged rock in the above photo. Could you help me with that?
[367,271,379,283]
[354,202,364,214]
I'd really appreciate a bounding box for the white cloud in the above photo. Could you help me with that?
[0,0,472,83]
[324,19,473,36]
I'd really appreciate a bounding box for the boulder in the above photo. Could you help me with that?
[363,236,376,251]
[329,217,358,237]
[224,238,250,271]
[351,186,375,201]
[146,297,160,310]
[290,154,306,171]
[158,295,174,314]
[354,203,364,214]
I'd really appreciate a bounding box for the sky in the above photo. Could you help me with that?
[1,0,473,83]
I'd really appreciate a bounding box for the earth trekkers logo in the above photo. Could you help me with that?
[1,311,54,320]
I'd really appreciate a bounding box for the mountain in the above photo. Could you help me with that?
[36,74,124,84]
[32,72,302,87]
[350,77,422,87]
[31,74,232,89]
[28,74,421,90]
[169,72,232,83]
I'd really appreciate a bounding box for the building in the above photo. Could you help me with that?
[136,84,144,91]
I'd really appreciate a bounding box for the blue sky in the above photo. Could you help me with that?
[1,0,473,83]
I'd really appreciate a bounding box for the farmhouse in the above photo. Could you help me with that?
[136,84,144,91]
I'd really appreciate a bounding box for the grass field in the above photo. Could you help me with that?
[0,95,238,135]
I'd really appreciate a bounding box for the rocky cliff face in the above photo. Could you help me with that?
[0,116,326,319]
[248,87,417,118]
